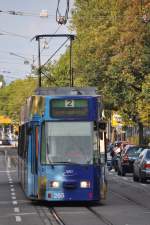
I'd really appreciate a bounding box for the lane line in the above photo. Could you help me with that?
[0,200,30,205]
[0,212,38,218]
[11,192,16,196]
[15,216,22,222]
[12,196,16,200]
[12,201,18,205]
[14,208,20,213]
[0,170,16,173]
[140,183,147,187]
[8,181,13,184]
[14,212,37,216]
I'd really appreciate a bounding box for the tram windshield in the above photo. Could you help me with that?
[41,122,93,164]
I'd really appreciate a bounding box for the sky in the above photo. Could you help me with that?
[0,0,74,83]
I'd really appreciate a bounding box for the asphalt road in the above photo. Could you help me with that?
[0,146,149,225]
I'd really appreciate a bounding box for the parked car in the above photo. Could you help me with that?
[133,148,150,182]
[117,145,145,176]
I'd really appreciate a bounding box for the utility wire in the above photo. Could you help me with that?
[0,28,30,39]
[0,9,53,17]
[39,37,70,84]
[56,0,69,25]
[42,37,69,67]
[33,25,62,65]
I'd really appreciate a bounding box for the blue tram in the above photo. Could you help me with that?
[18,87,107,202]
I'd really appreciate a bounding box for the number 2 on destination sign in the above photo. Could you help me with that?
[65,100,74,107]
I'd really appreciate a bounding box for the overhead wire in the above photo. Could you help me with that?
[56,0,70,25]
[32,25,62,66]
[0,9,54,18]
[39,37,70,84]
[0,28,30,39]
[42,37,69,67]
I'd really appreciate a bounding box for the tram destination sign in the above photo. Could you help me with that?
[50,99,89,118]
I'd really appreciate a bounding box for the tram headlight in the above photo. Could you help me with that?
[80,181,90,188]
[50,181,60,188]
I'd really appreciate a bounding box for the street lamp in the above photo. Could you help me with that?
[9,52,30,65]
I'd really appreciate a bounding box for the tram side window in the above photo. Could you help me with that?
[41,123,46,164]
[18,124,28,159]
[18,126,24,158]
[93,122,100,164]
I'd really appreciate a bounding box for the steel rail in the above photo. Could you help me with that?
[49,208,66,225]
[87,207,115,225]
[110,189,150,210]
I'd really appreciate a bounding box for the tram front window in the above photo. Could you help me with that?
[41,122,93,164]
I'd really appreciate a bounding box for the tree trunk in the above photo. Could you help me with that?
[138,122,144,145]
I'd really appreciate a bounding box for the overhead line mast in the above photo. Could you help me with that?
[32,34,75,88]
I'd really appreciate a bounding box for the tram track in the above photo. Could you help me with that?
[35,205,67,225]
[35,205,53,225]
[36,204,116,225]
[49,208,66,225]
[87,207,115,225]
[110,189,150,210]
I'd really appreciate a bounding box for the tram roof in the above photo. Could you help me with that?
[34,87,98,96]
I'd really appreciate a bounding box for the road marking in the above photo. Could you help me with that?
[12,201,18,205]
[14,212,37,216]
[0,199,30,205]
[11,188,15,192]
[8,181,13,184]
[11,192,15,196]
[10,185,14,188]
[15,216,22,222]
[0,170,16,173]
[140,183,147,187]
[14,208,20,213]
[12,196,16,200]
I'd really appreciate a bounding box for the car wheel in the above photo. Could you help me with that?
[139,171,146,183]
[117,169,121,176]
[115,167,118,172]
[133,173,139,182]
[121,167,125,176]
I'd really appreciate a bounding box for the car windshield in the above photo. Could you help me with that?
[127,147,144,156]
[146,150,150,159]
[41,121,93,164]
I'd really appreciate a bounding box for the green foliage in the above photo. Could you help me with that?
[42,51,70,87]
[0,78,36,123]
[0,75,6,87]
[71,0,150,124]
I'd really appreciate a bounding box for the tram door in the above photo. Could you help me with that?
[31,125,39,197]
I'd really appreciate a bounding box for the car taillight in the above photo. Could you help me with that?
[123,154,129,162]
[144,164,150,169]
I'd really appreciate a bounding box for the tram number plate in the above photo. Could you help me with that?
[53,193,64,199]
[65,100,75,107]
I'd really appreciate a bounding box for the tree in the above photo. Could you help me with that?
[0,75,6,87]
[42,51,71,87]
[71,0,150,143]
[0,78,36,123]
